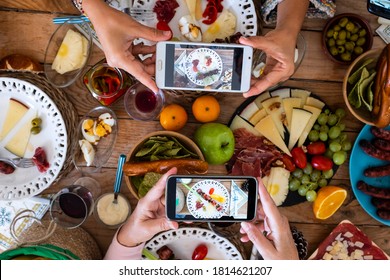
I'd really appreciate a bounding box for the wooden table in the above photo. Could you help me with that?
[1,0,389,259]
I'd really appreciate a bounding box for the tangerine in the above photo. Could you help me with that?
[159,104,188,131]
[313,186,347,220]
[192,95,220,123]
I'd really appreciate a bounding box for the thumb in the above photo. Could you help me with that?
[145,217,178,235]
[133,25,172,42]
[239,36,273,53]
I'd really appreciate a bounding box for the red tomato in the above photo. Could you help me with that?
[156,21,172,32]
[290,147,307,169]
[209,188,215,195]
[307,141,326,155]
[192,244,208,260]
[281,154,296,172]
[311,155,333,171]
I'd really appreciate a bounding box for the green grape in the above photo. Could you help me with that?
[324,148,334,159]
[318,178,328,187]
[306,190,317,202]
[338,123,346,131]
[335,108,346,119]
[329,126,341,139]
[320,125,329,133]
[310,169,321,182]
[308,130,319,142]
[313,124,320,131]
[324,109,330,115]
[317,113,328,125]
[329,141,342,152]
[327,114,339,126]
[339,132,348,142]
[292,168,303,179]
[342,141,352,151]
[333,151,346,165]
[322,169,334,179]
[301,174,310,185]
[289,178,301,191]
[307,182,319,190]
[319,131,328,141]
[303,163,313,175]
[298,185,308,196]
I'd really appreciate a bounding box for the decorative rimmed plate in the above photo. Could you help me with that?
[186,179,229,219]
[132,0,258,40]
[143,227,243,260]
[0,78,67,200]
[185,48,223,86]
[349,124,390,226]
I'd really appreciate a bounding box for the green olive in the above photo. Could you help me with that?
[31,117,42,127]
[334,25,341,32]
[350,34,359,42]
[346,22,356,32]
[330,46,339,56]
[345,41,355,51]
[338,46,345,54]
[354,46,364,55]
[356,37,366,46]
[338,17,349,28]
[346,31,351,39]
[338,30,347,40]
[359,29,367,37]
[326,29,334,38]
[31,126,41,135]
[327,38,336,47]
[341,52,352,61]
[336,39,346,46]
[333,31,339,40]
[352,26,360,34]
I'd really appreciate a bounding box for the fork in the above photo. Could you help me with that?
[0,157,35,168]
[129,8,155,21]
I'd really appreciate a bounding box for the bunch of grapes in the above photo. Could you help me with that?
[288,108,352,202]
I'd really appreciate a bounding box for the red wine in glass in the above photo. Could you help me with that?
[135,90,157,113]
[59,193,87,219]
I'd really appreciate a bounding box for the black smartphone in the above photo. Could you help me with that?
[166,175,258,222]
[367,0,390,20]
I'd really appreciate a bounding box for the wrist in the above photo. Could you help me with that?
[116,223,144,247]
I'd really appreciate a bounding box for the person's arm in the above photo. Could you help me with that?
[239,0,309,98]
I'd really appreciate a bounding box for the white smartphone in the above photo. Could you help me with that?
[155,41,253,93]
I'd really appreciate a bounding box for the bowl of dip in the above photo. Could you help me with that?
[94,192,131,229]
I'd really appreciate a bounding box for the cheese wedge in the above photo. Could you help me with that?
[230,115,262,136]
[288,108,312,150]
[261,96,286,139]
[305,96,325,109]
[270,88,291,99]
[297,105,322,147]
[0,98,29,140]
[240,101,259,121]
[253,91,271,108]
[265,167,290,206]
[291,89,311,107]
[282,97,302,133]
[203,10,236,43]
[195,0,203,20]
[255,115,290,156]
[249,108,267,125]
[4,118,32,157]
[185,0,196,18]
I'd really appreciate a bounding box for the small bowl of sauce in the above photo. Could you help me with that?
[94,192,131,229]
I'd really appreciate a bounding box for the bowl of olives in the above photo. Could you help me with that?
[322,13,373,65]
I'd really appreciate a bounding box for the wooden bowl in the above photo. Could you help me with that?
[342,48,381,126]
[124,131,205,199]
[322,13,373,65]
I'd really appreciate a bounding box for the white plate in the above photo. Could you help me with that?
[144,227,243,260]
[186,179,230,219]
[0,78,67,200]
[185,48,223,86]
[132,0,258,41]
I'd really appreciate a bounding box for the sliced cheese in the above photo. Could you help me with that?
[240,101,259,121]
[291,89,311,106]
[249,108,267,125]
[195,0,203,20]
[288,108,313,150]
[185,0,196,18]
[305,96,325,109]
[253,91,271,108]
[270,88,291,99]
[265,167,290,206]
[4,118,32,157]
[255,115,290,156]
[230,115,262,136]
[0,98,29,140]
[261,96,286,139]
[297,105,322,147]
[282,97,302,133]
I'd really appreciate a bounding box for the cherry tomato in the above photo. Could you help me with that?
[156,21,172,33]
[311,155,334,171]
[192,244,208,260]
[209,188,215,195]
[290,147,307,169]
[281,154,296,172]
[307,141,326,155]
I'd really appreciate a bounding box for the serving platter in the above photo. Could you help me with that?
[349,124,390,226]
[0,78,67,200]
[143,227,243,260]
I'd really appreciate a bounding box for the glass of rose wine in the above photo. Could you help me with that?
[123,82,165,121]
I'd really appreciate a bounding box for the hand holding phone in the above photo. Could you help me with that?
[155,42,253,93]
[166,175,258,222]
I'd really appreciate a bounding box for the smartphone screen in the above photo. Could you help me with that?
[367,0,390,19]
[157,42,252,92]
[166,175,258,222]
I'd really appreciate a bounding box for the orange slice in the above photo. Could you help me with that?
[313,186,347,220]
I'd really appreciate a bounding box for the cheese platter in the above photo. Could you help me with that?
[228,87,351,207]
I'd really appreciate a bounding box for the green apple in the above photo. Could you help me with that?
[194,122,235,165]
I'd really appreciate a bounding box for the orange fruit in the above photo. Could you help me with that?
[313,186,347,220]
[192,95,220,123]
[159,104,188,131]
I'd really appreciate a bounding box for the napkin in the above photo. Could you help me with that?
[229,180,248,218]
[0,196,50,252]
[260,0,336,24]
